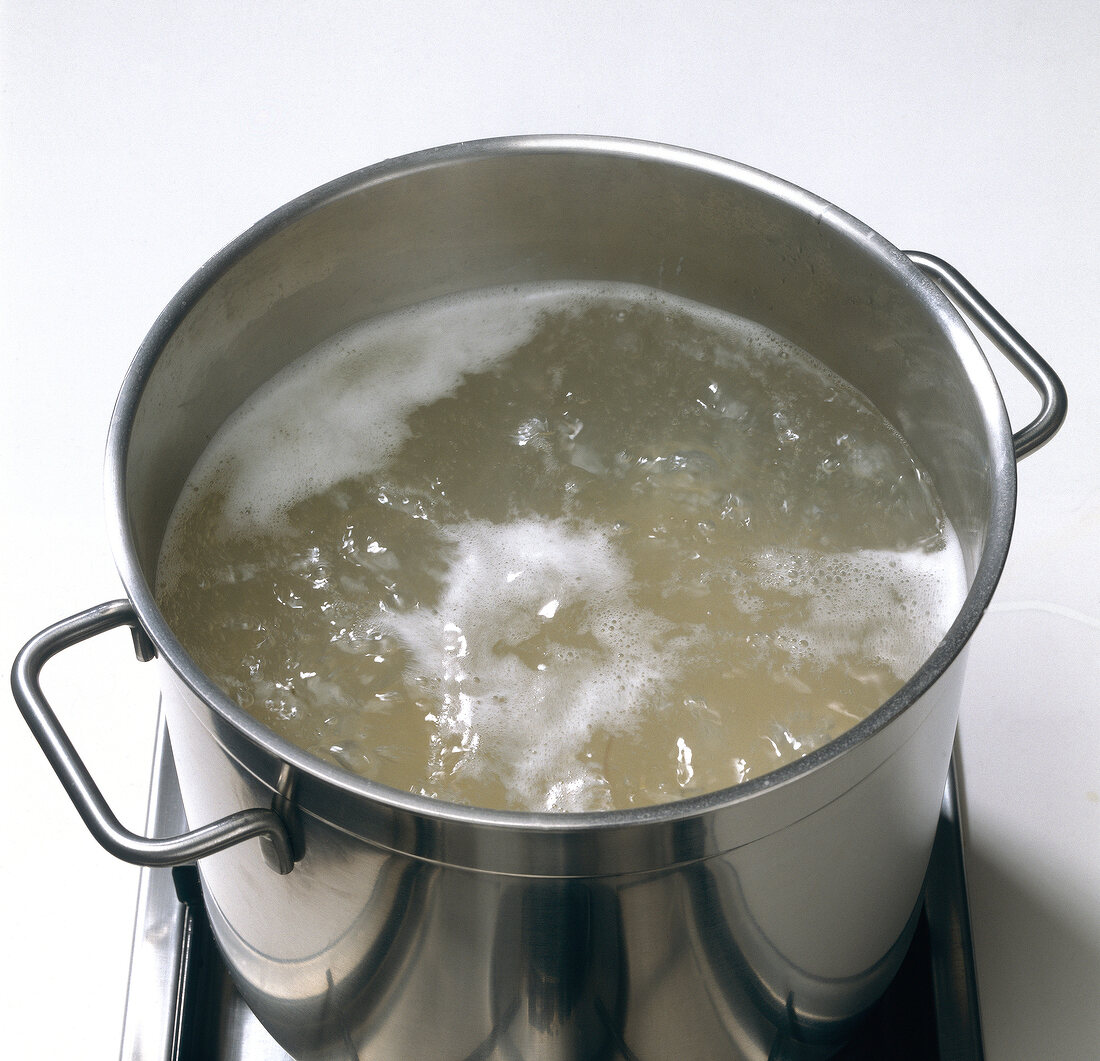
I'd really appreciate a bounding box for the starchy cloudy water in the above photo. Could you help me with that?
[157,282,968,811]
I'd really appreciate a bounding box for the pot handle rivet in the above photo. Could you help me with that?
[10,600,294,874]
[905,251,1068,460]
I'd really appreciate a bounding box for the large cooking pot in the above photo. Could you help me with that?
[13,137,1065,1060]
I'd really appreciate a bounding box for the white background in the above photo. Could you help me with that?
[2,3,1097,1058]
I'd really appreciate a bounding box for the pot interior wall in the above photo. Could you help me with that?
[121,144,1002,619]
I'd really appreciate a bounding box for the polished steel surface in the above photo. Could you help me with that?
[13,138,1064,1058]
[121,719,984,1061]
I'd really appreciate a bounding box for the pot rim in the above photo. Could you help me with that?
[105,134,1017,835]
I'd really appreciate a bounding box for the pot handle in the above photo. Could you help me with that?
[11,600,294,874]
[905,251,1067,460]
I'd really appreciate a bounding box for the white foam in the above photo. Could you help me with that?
[749,528,968,679]
[187,288,558,532]
[376,517,689,810]
[373,517,967,808]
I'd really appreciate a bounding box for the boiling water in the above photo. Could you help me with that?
[156,283,967,812]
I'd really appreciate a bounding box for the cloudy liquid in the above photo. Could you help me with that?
[156,283,967,812]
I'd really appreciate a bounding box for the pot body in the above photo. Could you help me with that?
[110,138,1016,1060]
[158,654,965,1060]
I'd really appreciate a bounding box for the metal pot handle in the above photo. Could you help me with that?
[905,251,1068,460]
[11,600,294,874]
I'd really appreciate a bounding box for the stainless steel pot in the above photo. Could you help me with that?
[13,137,1065,1060]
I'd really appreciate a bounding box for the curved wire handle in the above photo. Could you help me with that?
[905,251,1067,460]
[11,600,294,874]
